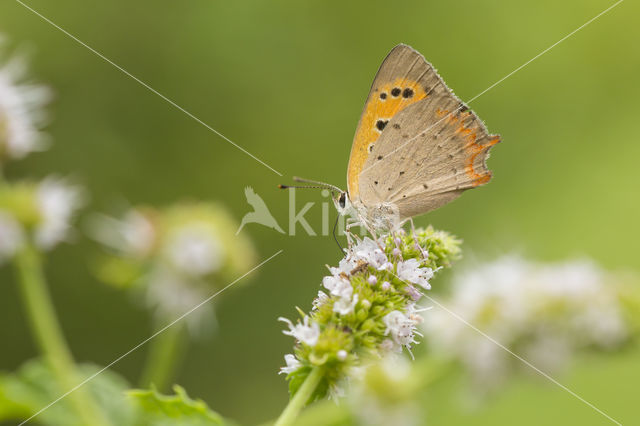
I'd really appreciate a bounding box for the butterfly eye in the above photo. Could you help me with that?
[339,193,346,208]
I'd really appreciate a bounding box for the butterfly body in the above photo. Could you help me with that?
[341,44,500,231]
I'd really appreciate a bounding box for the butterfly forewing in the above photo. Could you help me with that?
[348,44,500,221]
[347,44,453,198]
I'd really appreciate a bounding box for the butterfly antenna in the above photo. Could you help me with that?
[293,176,343,193]
[278,184,335,191]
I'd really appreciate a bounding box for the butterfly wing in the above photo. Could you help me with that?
[349,45,500,220]
[347,44,453,199]
[359,94,499,219]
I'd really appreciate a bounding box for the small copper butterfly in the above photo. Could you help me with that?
[283,44,500,233]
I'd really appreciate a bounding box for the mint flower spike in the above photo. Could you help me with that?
[91,202,257,336]
[422,255,633,391]
[276,226,461,423]
[92,202,257,392]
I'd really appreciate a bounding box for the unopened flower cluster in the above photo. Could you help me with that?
[279,226,460,399]
[423,255,633,388]
[92,203,256,334]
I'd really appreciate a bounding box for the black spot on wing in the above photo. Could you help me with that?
[402,88,414,98]
[376,120,388,131]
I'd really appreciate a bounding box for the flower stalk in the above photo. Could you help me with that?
[275,366,324,426]
[13,242,111,426]
[139,322,187,391]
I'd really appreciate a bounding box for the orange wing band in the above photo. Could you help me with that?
[348,78,428,197]
[436,108,500,187]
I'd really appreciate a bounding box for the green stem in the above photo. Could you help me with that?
[285,397,349,426]
[139,322,186,391]
[14,242,111,426]
[274,366,323,426]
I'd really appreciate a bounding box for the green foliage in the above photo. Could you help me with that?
[0,358,134,426]
[128,385,228,426]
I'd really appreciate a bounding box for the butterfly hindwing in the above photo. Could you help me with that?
[358,94,500,219]
[347,44,453,199]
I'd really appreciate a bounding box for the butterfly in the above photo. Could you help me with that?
[283,44,500,233]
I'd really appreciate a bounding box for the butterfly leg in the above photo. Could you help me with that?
[360,222,387,251]
[345,218,360,248]
[408,218,428,261]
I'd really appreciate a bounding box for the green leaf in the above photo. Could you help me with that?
[0,358,135,426]
[128,385,228,426]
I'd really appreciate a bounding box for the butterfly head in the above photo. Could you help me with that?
[331,191,353,216]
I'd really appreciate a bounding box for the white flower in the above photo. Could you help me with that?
[383,310,419,348]
[337,350,348,361]
[0,48,50,160]
[422,255,630,388]
[329,257,357,276]
[312,290,329,310]
[0,210,23,262]
[145,267,214,336]
[34,178,83,250]
[322,274,353,299]
[279,316,320,347]
[396,259,433,289]
[279,354,302,375]
[165,223,225,276]
[334,293,358,315]
[354,237,392,270]
[406,303,428,325]
[118,211,155,256]
[89,210,155,257]
[379,339,396,353]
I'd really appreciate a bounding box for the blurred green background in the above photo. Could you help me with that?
[1,0,638,424]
